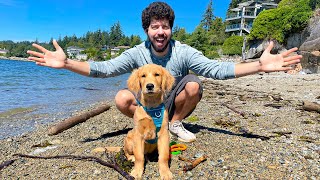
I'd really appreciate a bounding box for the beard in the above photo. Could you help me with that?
[151,40,169,53]
[148,34,171,53]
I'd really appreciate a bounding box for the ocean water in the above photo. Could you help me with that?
[0,59,129,139]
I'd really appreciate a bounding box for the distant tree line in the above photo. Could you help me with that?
[0,21,142,60]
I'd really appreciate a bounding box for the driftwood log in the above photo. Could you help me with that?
[48,104,111,135]
[0,159,17,171]
[303,101,320,113]
[11,154,134,180]
[182,155,207,172]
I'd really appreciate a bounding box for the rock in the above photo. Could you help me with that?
[245,40,286,59]
[300,51,320,73]
[299,9,320,51]
[30,145,58,155]
[246,9,320,73]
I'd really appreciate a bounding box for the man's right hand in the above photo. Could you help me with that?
[27,39,67,69]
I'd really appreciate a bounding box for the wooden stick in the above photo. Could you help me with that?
[48,104,111,135]
[13,153,134,180]
[221,103,246,117]
[0,159,17,171]
[303,101,320,113]
[178,156,193,163]
[183,155,207,172]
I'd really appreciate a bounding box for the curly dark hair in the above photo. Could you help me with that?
[141,2,175,31]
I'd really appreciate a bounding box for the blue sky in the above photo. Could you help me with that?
[0,0,230,42]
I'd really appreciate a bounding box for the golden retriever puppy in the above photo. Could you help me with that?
[124,64,175,180]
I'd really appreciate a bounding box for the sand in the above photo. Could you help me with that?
[0,72,319,179]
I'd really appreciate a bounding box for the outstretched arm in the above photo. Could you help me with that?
[27,40,90,76]
[234,41,302,77]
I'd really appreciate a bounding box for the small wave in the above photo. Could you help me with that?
[81,87,101,91]
[0,107,36,119]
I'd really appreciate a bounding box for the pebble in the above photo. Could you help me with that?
[194,152,204,158]
[30,145,58,155]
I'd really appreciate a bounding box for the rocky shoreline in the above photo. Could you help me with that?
[0,72,319,179]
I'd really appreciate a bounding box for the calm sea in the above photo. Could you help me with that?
[0,59,129,139]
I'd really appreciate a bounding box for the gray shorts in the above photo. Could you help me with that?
[128,74,203,120]
[164,74,203,120]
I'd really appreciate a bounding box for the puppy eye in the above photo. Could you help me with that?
[141,74,146,78]
[155,73,160,76]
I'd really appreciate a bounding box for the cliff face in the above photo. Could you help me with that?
[289,9,320,73]
[246,9,320,73]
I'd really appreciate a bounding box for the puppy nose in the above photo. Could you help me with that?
[146,83,154,91]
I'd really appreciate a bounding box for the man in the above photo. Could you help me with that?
[27,2,302,142]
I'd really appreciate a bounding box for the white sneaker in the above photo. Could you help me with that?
[169,121,196,142]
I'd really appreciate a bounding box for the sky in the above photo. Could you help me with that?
[0,0,231,42]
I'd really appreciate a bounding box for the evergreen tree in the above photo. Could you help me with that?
[201,0,215,31]
[130,35,142,47]
[172,26,188,43]
[208,17,226,45]
[186,25,208,53]
[93,29,103,47]
[109,21,124,46]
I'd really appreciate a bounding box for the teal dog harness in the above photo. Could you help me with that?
[136,99,165,144]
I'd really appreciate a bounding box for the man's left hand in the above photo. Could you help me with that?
[259,41,302,72]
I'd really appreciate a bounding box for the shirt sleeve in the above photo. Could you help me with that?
[186,46,236,80]
[88,48,138,78]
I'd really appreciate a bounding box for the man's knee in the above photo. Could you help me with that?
[115,90,135,108]
[185,82,201,97]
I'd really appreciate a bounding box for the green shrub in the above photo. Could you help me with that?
[205,50,220,59]
[249,0,313,43]
[204,45,221,59]
[222,35,244,55]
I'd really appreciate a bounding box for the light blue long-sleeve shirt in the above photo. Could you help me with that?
[89,40,236,83]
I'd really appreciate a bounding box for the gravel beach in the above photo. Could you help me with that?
[1,72,319,179]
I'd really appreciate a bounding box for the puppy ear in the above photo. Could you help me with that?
[127,69,140,94]
[161,68,175,93]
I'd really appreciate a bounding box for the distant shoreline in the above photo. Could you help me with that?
[0,56,30,62]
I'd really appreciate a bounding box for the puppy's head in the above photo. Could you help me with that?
[127,64,175,96]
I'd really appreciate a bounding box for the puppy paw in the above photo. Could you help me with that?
[126,155,135,162]
[130,168,143,180]
[160,170,173,180]
[144,130,156,140]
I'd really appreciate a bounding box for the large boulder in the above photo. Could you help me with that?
[298,9,320,73]
[245,40,286,59]
[299,9,320,51]
[245,9,320,73]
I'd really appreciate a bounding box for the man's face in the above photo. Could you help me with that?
[146,18,172,54]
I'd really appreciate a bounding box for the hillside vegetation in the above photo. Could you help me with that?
[249,0,315,43]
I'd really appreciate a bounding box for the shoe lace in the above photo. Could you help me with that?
[172,122,189,134]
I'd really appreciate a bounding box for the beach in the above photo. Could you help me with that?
[0,72,319,179]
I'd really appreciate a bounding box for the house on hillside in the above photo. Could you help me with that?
[0,48,9,55]
[66,46,87,60]
[225,0,278,36]
[110,46,130,56]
